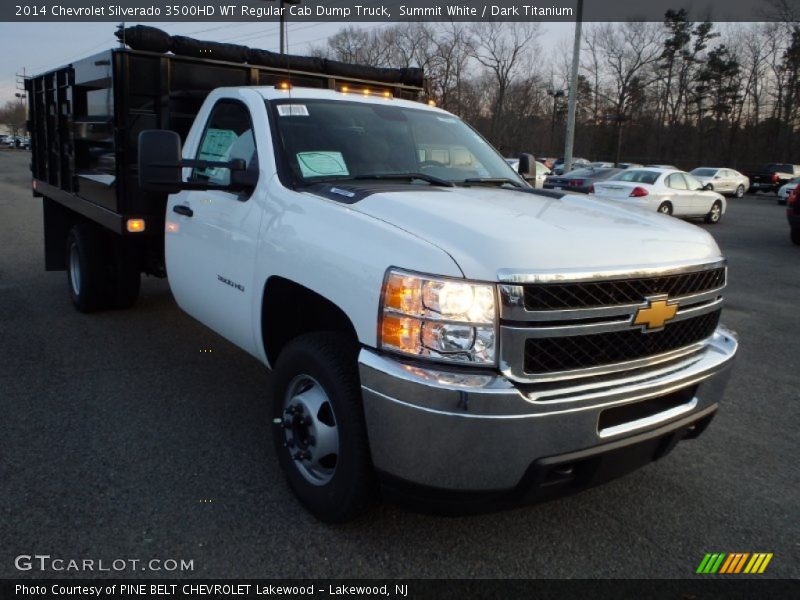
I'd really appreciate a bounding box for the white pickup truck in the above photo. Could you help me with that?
[29,42,737,522]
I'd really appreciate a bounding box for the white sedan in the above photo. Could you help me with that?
[689,167,750,198]
[592,168,727,224]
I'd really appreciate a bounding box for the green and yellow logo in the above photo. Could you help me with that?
[696,552,773,574]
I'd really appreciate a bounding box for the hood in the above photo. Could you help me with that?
[348,186,722,281]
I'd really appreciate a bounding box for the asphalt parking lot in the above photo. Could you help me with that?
[0,149,798,580]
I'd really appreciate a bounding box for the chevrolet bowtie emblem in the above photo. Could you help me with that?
[633,295,678,332]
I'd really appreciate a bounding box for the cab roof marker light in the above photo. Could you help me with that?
[277,82,292,91]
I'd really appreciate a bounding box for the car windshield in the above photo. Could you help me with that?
[609,169,660,185]
[269,99,525,186]
[691,168,717,176]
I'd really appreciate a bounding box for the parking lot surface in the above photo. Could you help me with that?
[0,150,797,579]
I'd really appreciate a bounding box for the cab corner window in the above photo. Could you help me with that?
[193,101,258,189]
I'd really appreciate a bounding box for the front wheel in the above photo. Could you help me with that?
[271,332,376,522]
[657,202,673,215]
[735,185,745,198]
[791,227,800,245]
[705,200,723,224]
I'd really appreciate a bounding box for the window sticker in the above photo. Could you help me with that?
[197,128,237,179]
[277,104,310,117]
[297,152,349,178]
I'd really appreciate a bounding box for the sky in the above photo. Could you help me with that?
[0,20,574,103]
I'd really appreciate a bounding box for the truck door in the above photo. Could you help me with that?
[165,99,263,354]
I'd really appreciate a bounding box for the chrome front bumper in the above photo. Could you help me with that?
[359,326,738,492]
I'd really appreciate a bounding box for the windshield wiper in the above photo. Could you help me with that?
[352,173,455,187]
[462,177,524,188]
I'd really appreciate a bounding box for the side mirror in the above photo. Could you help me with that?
[230,156,259,192]
[139,130,182,194]
[517,153,533,178]
[703,183,713,191]
[138,129,247,193]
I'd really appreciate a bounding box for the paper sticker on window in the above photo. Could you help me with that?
[297,152,349,178]
[197,128,238,179]
[278,104,309,117]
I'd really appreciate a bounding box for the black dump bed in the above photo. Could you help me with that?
[26,26,424,236]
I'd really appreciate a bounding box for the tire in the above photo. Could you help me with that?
[735,185,745,198]
[66,224,108,313]
[705,200,723,224]
[657,202,673,215]
[792,227,800,245]
[107,238,140,309]
[271,332,376,522]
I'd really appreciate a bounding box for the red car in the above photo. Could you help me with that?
[787,186,800,245]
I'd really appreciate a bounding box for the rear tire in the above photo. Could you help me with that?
[705,201,723,224]
[735,185,745,198]
[271,332,376,523]
[791,228,800,245]
[66,224,107,313]
[657,202,673,215]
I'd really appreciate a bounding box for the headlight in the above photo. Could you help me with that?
[379,269,497,365]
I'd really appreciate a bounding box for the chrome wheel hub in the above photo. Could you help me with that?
[280,375,339,486]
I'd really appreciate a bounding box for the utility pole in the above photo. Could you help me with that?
[265,0,302,54]
[563,0,583,173]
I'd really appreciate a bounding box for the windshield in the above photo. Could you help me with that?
[269,99,525,186]
[691,168,717,176]
[610,169,661,185]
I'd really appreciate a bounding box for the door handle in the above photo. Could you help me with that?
[173,204,193,217]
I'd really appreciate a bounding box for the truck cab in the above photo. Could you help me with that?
[137,85,738,521]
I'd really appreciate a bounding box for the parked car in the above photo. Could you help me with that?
[646,164,679,170]
[777,177,800,205]
[506,157,551,188]
[552,157,590,175]
[592,168,727,224]
[616,162,643,169]
[690,167,749,198]
[786,184,800,244]
[589,161,615,168]
[747,163,800,194]
[543,167,622,194]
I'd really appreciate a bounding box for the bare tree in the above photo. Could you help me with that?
[0,100,26,138]
[470,21,541,141]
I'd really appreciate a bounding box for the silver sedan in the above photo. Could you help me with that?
[690,167,750,198]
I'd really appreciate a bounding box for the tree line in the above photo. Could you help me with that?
[310,11,800,170]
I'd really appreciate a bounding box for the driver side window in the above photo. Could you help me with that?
[193,101,258,188]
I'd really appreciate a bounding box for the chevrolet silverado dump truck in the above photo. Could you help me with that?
[28,27,738,522]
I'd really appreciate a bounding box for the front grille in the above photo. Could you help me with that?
[523,268,725,311]
[523,310,721,374]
